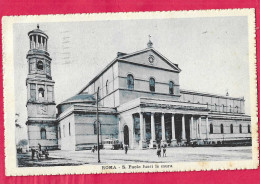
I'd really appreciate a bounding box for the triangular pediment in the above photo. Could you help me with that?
[119,48,181,72]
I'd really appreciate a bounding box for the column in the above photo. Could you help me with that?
[190,116,194,139]
[44,84,48,101]
[139,112,146,149]
[149,112,156,148]
[27,83,30,101]
[44,38,46,50]
[182,115,186,141]
[161,113,166,142]
[143,115,146,141]
[40,36,42,49]
[36,35,38,49]
[131,115,135,149]
[35,83,38,101]
[118,118,122,143]
[206,116,209,139]
[52,85,55,102]
[199,116,202,138]
[171,114,177,146]
[33,35,36,49]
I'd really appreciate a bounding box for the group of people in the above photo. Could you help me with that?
[91,145,99,153]
[157,144,167,157]
[31,143,49,160]
[91,143,167,157]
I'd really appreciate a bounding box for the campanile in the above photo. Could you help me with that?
[26,25,58,150]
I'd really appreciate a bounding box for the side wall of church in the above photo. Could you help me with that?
[58,114,76,150]
[117,61,180,106]
[180,92,245,114]
[82,62,120,107]
[73,113,118,147]
[207,118,251,141]
[189,117,251,141]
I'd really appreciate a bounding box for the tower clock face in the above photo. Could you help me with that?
[37,105,47,115]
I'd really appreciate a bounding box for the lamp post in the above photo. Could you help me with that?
[96,89,100,163]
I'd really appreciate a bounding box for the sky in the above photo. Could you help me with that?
[13,16,250,140]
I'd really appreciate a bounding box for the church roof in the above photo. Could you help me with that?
[59,93,95,105]
[78,47,181,94]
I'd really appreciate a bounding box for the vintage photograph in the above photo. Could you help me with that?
[3,9,258,176]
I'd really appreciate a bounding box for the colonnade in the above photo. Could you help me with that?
[30,35,48,51]
[132,112,209,149]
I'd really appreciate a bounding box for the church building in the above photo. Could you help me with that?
[26,26,251,151]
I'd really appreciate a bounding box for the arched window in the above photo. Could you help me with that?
[239,124,242,133]
[149,77,155,92]
[222,105,225,112]
[127,74,134,90]
[106,80,109,94]
[229,105,232,112]
[40,128,46,139]
[58,127,61,138]
[69,123,71,136]
[169,81,174,94]
[210,124,213,134]
[214,104,217,111]
[38,88,44,98]
[37,60,43,70]
[248,125,251,133]
[220,124,224,134]
[230,124,233,133]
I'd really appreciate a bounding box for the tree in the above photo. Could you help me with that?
[18,139,28,147]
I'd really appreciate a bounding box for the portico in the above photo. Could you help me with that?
[118,97,210,149]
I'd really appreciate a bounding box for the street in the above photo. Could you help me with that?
[17,146,252,167]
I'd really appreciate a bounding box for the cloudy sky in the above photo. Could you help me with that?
[13,16,250,140]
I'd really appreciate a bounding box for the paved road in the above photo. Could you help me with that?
[17,146,252,167]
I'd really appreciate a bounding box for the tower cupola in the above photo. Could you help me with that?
[28,24,48,51]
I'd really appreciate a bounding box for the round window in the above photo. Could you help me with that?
[148,55,155,64]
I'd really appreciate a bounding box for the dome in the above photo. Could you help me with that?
[28,24,48,38]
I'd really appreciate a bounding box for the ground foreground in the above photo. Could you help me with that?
[17,146,252,167]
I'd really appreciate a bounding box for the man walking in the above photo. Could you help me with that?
[124,144,128,154]
[163,145,166,157]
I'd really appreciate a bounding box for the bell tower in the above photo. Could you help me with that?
[26,25,58,150]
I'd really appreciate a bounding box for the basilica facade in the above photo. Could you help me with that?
[26,26,251,151]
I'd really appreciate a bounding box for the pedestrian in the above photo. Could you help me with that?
[124,145,128,154]
[38,143,41,151]
[31,148,35,160]
[157,147,161,157]
[163,145,166,157]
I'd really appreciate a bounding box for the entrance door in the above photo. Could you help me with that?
[123,125,129,145]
